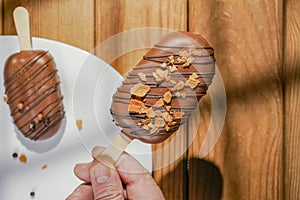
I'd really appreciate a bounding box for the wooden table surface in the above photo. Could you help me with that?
[1,0,300,199]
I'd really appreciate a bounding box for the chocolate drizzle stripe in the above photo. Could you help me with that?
[32,112,65,140]
[143,57,215,64]
[154,44,214,51]
[113,92,206,100]
[11,81,60,116]
[115,123,182,136]
[7,69,57,105]
[4,51,49,86]
[122,81,212,88]
[143,54,214,62]
[115,87,208,96]
[112,102,198,112]
[25,108,65,140]
[131,63,215,71]
[13,83,61,123]
[18,97,63,130]
[5,58,53,95]
[127,71,215,78]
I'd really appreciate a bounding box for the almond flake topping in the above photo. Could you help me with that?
[160,62,167,69]
[186,73,200,89]
[183,57,195,68]
[179,50,189,60]
[150,126,158,135]
[189,45,196,53]
[156,69,168,80]
[138,72,147,82]
[169,79,177,85]
[154,98,164,107]
[153,72,162,82]
[128,99,149,114]
[167,55,175,64]
[169,65,178,73]
[173,111,185,119]
[130,83,150,97]
[146,107,156,118]
[154,117,165,128]
[163,90,172,104]
[171,80,185,91]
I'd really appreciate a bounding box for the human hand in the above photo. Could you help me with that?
[66,146,165,200]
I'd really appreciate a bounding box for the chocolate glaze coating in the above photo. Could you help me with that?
[111,31,215,144]
[4,50,65,141]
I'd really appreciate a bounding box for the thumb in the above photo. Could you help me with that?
[90,162,124,200]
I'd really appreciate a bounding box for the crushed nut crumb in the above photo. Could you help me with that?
[130,83,150,97]
[42,164,48,170]
[76,119,83,131]
[138,73,147,82]
[171,81,185,91]
[146,107,156,118]
[154,117,165,128]
[173,111,185,119]
[128,99,149,114]
[19,154,27,163]
[160,62,167,69]
[163,90,172,104]
[153,98,164,107]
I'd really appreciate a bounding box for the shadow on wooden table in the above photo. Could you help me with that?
[158,157,223,200]
[189,158,223,200]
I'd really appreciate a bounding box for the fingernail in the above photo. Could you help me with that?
[92,163,111,184]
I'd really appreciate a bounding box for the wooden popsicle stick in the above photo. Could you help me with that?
[13,6,32,50]
[95,132,132,164]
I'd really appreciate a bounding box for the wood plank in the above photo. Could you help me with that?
[95,0,187,74]
[0,0,3,34]
[284,0,300,199]
[95,1,188,199]
[3,0,94,51]
[188,0,283,199]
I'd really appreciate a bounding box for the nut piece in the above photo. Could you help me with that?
[153,72,163,83]
[19,154,27,163]
[173,111,185,119]
[186,73,200,89]
[154,98,164,107]
[17,102,24,112]
[130,83,150,97]
[154,117,166,128]
[146,107,156,118]
[160,62,167,69]
[163,90,172,104]
[76,119,83,131]
[156,69,168,80]
[128,99,149,114]
[37,113,44,121]
[183,57,195,68]
[169,65,177,73]
[171,80,185,91]
[138,72,147,82]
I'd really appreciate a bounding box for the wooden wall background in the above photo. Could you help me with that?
[1,0,299,199]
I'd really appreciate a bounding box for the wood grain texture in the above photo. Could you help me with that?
[95,0,187,75]
[284,0,300,199]
[152,126,188,200]
[3,0,94,51]
[188,0,283,199]
[0,0,3,34]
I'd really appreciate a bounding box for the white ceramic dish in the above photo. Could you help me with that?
[0,36,152,200]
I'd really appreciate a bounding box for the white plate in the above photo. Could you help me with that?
[0,36,152,200]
